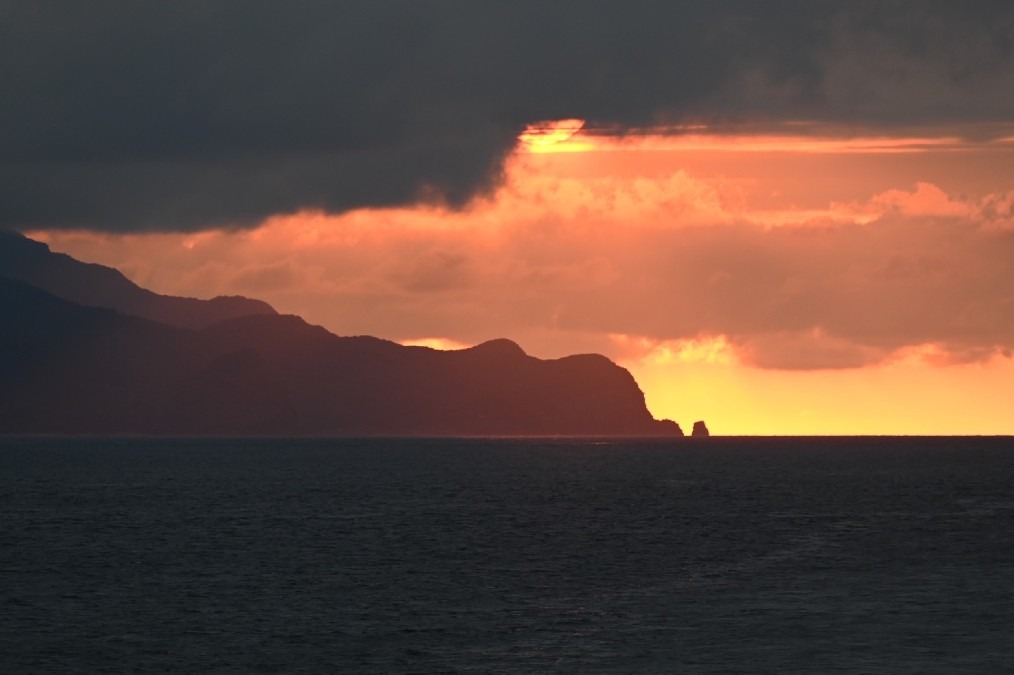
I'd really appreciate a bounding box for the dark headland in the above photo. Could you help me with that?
[0,231,684,437]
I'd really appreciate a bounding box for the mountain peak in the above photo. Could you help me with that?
[467,338,527,357]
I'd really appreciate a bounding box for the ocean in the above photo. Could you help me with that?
[2,436,1013,673]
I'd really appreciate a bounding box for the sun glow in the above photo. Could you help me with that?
[518,120,1014,157]
[518,119,589,153]
[618,134,967,154]
[399,337,473,351]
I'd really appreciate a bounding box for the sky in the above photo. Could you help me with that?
[6,1,1014,434]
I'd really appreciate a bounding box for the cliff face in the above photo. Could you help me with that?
[0,272,682,437]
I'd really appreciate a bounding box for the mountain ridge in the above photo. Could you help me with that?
[0,229,276,329]
[0,233,684,437]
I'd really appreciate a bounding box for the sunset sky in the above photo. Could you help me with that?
[5,1,1014,434]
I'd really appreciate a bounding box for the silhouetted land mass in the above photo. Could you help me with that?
[0,243,683,436]
[0,229,276,329]
[691,420,710,437]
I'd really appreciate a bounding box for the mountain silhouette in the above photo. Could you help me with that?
[0,276,296,434]
[0,239,683,436]
[0,229,276,329]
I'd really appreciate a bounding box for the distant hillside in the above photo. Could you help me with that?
[0,230,276,329]
[0,277,295,434]
[0,275,682,436]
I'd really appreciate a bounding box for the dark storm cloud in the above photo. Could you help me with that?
[2,0,1013,231]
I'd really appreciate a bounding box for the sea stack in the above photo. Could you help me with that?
[691,420,710,437]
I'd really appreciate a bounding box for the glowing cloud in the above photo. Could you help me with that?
[30,125,1014,433]
[518,119,589,153]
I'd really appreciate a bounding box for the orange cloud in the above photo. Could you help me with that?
[871,182,974,218]
[30,127,1014,433]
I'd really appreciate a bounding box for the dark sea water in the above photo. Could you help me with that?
[3,436,1014,673]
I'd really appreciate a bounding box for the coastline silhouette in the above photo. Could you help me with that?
[1,232,683,437]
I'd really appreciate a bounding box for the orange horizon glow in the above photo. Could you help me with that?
[29,123,1014,435]
[376,332,1014,436]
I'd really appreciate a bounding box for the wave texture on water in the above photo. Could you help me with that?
[2,436,1014,673]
